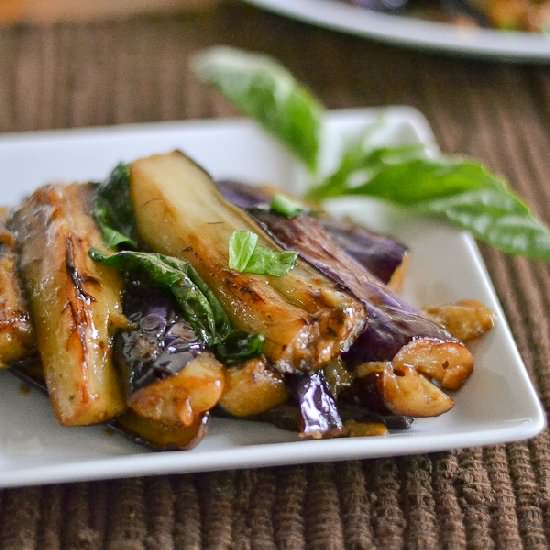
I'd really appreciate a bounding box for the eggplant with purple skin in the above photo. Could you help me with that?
[128,151,365,375]
[293,371,344,439]
[318,217,409,292]
[248,210,471,363]
[114,280,224,428]
[245,204,476,416]
[217,179,409,289]
[217,179,477,417]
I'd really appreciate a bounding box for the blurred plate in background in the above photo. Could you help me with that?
[244,0,550,62]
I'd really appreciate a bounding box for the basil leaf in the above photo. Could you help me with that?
[213,330,265,366]
[192,46,323,173]
[228,230,298,276]
[229,230,258,272]
[246,247,298,277]
[90,249,224,344]
[310,144,550,261]
[89,249,264,363]
[270,194,305,219]
[93,163,138,249]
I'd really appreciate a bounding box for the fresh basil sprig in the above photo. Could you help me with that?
[229,230,298,276]
[90,249,264,364]
[191,46,323,173]
[270,194,305,219]
[192,46,550,262]
[308,141,550,261]
[93,163,138,250]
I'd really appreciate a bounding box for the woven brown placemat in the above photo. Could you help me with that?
[0,4,549,549]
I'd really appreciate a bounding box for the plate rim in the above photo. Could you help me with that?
[0,108,545,487]
[243,0,550,62]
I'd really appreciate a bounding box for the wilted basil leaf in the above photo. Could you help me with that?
[90,249,264,363]
[93,163,138,250]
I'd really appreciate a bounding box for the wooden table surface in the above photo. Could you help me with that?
[0,3,549,549]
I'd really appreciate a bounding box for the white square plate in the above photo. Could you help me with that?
[0,108,544,488]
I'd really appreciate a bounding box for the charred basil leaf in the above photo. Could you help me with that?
[93,163,138,250]
[228,230,298,276]
[270,193,305,219]
[89,249,264,363]
[213,330,265,366]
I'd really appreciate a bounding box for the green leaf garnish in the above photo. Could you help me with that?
[89,248,264,364]
[246,248,298,277]
[270,193,305,219]
[309,141,550,261]
[192,46,323,173]
[93,163,138,250]
[229,230,258,272]
[228,230,298,276]
[192,48,550,262]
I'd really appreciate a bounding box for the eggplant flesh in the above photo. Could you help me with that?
[219,358,288,417]
[130,151,365,374]
[12,184,126,426]
[217,179,409,288]
[0,212,34,367]
[128,353,223,427]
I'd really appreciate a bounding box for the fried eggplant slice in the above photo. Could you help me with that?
[12,183,126,426]
[115,279,224,426]
[293,371,344,439]
[220,358,288,417]
[217,179,409,289]
[124,353,223,427]
[249,401,408,436]
[318,217,409,292]
[240,371,345,439]
[249,208,474,388]
[0,210,34,367]
[129,151,365,374]
[12,357,208,450]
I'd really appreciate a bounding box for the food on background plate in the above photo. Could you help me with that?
[341,0,550,33]
[3,149,495,449]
